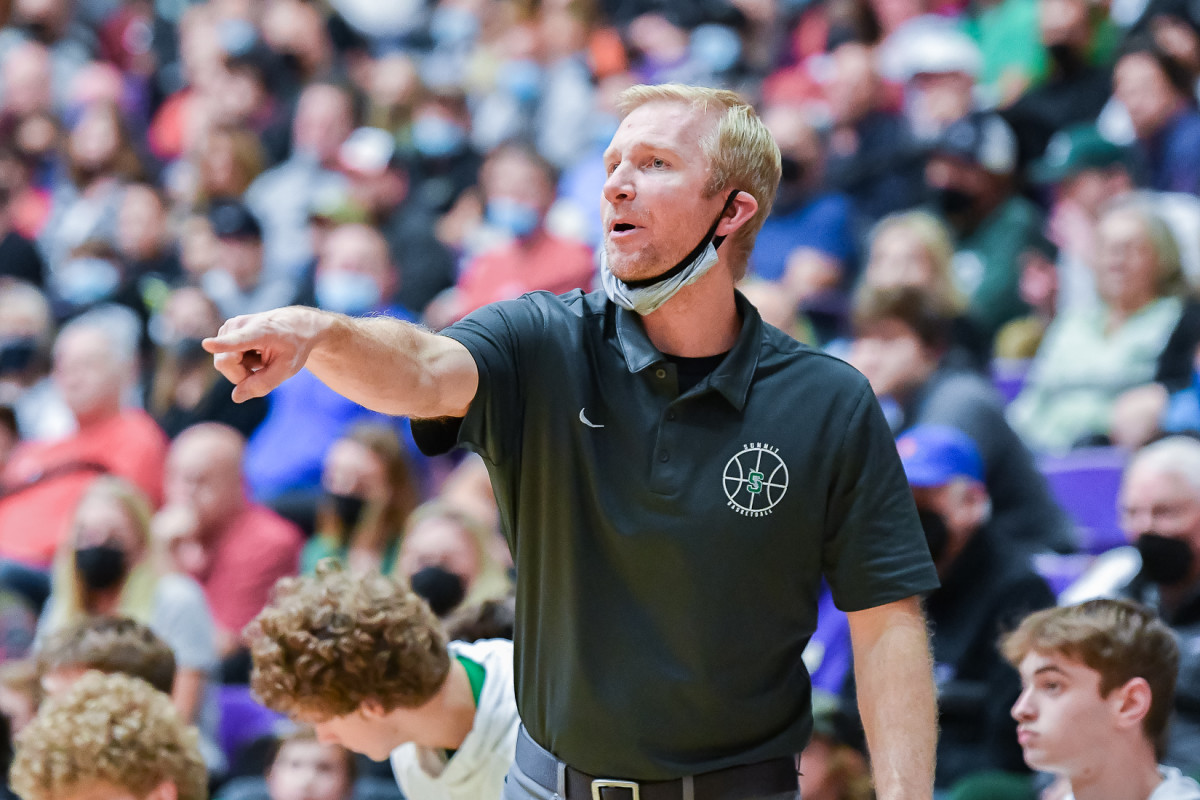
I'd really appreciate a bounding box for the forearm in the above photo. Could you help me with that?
[305,311,474,418]
[208,305,478,418]
[171,668,207,723]
[848,597,937,800]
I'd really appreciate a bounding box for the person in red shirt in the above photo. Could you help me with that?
[161,422,302,663]
[425,143,595,328]
[0,308,167,567]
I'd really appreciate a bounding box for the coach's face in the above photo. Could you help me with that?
[601,100,731,282]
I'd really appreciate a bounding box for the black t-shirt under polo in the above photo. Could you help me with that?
[415,289,938,780]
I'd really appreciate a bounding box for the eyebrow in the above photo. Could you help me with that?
[603,141,686,163]
[1029,665,1068,680]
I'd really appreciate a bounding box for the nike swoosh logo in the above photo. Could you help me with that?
[579,409,604,428]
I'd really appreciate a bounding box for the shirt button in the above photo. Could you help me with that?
[659,450,670,462]
[666,411,677,421]
[655,368,667,379]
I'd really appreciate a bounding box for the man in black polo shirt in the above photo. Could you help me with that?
[204,84,940,800]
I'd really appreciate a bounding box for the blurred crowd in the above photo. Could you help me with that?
[0,0,1198,797]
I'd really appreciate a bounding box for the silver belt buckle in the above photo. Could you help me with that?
[591,779,640,800]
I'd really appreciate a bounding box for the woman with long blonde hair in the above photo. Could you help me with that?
[38,475,224,772]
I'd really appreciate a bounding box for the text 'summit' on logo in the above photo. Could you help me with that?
[722,442,789,517]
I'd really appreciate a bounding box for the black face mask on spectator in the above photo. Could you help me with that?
[1046,43,1086,75]
[1137,532,1195,586]
[168,337,209,365]
[918,508,950,564]
[326,492,367,531]
[928,186,977,224]
[75,544,128,591]
[21,21,54,44]
[775,156,812,213]
[410,565,466,617]
[0,337,38,376]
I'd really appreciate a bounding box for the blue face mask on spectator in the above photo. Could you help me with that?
[55,258,121,307]
[487,198,541,239]
[499,59,542,104]
[411,115,467,159]
[315,271,382,316]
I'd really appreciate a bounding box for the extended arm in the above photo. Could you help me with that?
[203,306,478,418]
[846,595,937,800]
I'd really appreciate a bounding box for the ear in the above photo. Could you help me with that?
[1110,676,1153,732]
[359,699,387,720]
[716,190,760,240]
[144,781,178,800]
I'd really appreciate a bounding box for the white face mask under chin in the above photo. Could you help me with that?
[600,241,721,316]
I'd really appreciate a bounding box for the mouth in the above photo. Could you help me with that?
[1016,729,1036,745]
[609,221,640,237]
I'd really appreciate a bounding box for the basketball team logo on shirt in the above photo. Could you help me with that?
[723,442,789,517]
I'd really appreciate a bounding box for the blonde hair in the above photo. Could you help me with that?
[1098,200,1190,300]
[314,423,420,558]
[400,500,512,608]
[862,210,966,313]
[46,477,159,633]
[246,560,450,719]
[11,671,207,800]
[617,84,781,274]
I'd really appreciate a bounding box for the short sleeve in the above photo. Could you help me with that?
[433,295,550,465]
[152,574,218,672]
[822,385,940,611]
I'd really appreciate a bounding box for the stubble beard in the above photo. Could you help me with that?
[604,237,665,283]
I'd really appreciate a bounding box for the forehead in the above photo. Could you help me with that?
[277,738,342,764]
[1122,463,1194,504]
[1018,649,1090,681]
[605,100,716,160]
[1116,53,1166,83]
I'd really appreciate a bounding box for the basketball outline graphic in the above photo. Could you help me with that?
[723,442,789,517]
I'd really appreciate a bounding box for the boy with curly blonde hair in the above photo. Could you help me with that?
[10,670,207,800]
[245,560,517,800]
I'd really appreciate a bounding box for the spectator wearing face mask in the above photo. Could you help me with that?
[749,103,856,342]
[424,143,594,330]
[924,110,1045,344]
[394,501,512,621]
[1005,0,1115,166]
[241,224,426,514]
[303,423,420,577]
[893,424,1055,790]
[35,476,224,773]
[1098,435,1200,775]
[147,287,268,440]
[202,199,297,320]
[335,127,456,315]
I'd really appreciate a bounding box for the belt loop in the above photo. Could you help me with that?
[556,762,566,797]
[682,775,695,800]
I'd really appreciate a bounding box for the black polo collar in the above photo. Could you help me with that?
[611,289,763,411]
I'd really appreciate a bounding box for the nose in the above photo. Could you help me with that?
[1011,688,1034,722]
[602,162,634,206]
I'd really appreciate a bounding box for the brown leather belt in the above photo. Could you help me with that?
[514,727,800,800]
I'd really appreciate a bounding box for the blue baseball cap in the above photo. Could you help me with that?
[896,425,984,487]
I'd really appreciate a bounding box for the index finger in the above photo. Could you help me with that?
[202,328,260,354]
